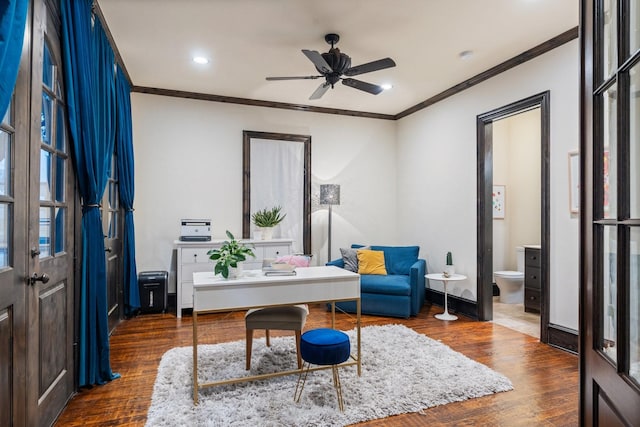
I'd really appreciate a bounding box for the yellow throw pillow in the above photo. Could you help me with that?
[357,249,387,275]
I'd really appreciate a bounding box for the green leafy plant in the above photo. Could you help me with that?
[251,206,286,228]
[446,251,453,266]
[207,230,256,278]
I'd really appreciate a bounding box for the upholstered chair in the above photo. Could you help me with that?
[245,304,309,370]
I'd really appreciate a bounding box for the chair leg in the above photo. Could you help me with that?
[295,330,302,369]
[246,329,254,370]
[265,329,270,347]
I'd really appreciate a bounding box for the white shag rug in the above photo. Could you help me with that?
[146,324,513,426]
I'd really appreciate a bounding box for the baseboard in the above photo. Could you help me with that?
[547,323,578,354]
[167,293,177,312]
[425,288,478,319]
[425,289,579,354]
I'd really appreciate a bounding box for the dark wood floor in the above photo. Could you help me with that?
[54,303,579,426]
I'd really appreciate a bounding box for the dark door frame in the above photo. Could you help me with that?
[477,91,550,343]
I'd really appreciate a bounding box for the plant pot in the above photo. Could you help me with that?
[444,265,455,276]
[260,227,274,240]
[228,262,243,279]
[253,230,263,240]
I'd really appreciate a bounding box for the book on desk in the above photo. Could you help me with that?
[262,266,297,276]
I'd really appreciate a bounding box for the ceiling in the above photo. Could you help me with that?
[97,0,579,116]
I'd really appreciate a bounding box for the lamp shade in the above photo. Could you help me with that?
[320,184,340,205]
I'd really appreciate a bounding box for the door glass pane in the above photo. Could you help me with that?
[602,226,618,363]
[632,0,640,55]
[631,64,640,217]
[56,104,66,152]
[604,84,618,218]
[39,149,52,201]
[41,92,52,145]
[54,207,64,254]
[39,207,51,258]
[0,204,9,268]
[55,155,64,202]
[43,42,53,89]
[630,227,640,383]
[2,100,10,125]
[0,131,9,196]
[603,0,617,78]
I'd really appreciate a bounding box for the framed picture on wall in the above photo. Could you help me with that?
[493,185,505,219]
[569,150,579,214]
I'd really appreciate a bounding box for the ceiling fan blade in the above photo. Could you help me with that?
[309,82,331,100]
[342,78,384,95]
[266,76,322,81]
[344,57,396,76]
[302,49,333,74]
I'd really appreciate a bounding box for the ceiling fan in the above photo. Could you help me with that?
[266,33,396,100]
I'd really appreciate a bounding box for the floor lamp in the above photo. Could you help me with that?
[320,184,340,262]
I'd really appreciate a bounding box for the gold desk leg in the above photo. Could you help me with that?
[356,298,361,376]
[331,301,336,328]
[192,310,199,405]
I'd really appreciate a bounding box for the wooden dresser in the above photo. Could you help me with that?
[524,246,541,313]
[174,238,293,317]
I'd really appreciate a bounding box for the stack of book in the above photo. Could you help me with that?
[262,263,296,276]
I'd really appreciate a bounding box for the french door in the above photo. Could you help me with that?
[581,0,640,424]
[104,153,123,333]
[0,26,30,427]
[26,1,76,425]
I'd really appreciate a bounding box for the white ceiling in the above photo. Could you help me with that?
[97,0,579,116]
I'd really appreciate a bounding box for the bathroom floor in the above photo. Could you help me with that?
[492,297,540,339]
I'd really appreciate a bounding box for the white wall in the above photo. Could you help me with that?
[493,109,542,273]
[131,94,397,292]
[396,40,580,329]
[131,40,580,330]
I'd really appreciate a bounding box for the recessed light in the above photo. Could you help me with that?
[381,83,393,90]
[193,56,209,65]
[459,50,473,60]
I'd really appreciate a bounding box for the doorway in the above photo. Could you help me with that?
[476,91,550,344]
[491,108,542,338]
[1,2,78,425]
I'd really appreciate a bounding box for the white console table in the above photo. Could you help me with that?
[174,238,293,317]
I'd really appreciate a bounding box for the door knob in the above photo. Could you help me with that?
[30,247,41,258]
[29,273,50,285]
[105,247,112,253]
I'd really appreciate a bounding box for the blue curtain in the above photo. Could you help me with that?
[115,65,139,315]
[61,0,119,386]
[0,0,28,119]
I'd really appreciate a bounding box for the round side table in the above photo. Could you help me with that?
[425,273,467,321]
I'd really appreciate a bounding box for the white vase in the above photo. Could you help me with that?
[261,227,274,240]
[228,262,243,279]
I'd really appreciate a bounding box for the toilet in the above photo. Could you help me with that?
[494,246,525,304]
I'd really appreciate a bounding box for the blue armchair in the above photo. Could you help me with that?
[327,245,426,318]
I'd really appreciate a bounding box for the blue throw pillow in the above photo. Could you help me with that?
[370,246,419,275]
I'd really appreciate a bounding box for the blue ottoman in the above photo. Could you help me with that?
[294,328,351,411]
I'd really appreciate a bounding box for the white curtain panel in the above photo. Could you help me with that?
[250,139,304,253]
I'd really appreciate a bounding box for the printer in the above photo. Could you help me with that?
[180,219,212,241]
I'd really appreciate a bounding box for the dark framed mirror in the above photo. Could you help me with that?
[242,130,311,254]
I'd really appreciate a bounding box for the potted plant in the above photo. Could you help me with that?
[251,206,286,240]
[207,230,256,278]
[444,251,455,277]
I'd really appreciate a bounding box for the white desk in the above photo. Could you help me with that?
[425,273,466,321]
[191,266,361,404]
